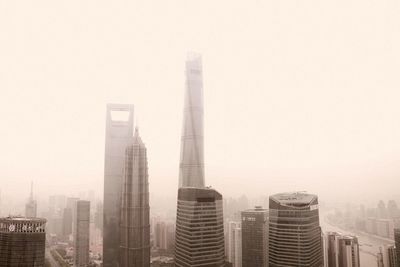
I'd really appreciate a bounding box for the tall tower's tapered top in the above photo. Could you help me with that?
[179,53,205,188]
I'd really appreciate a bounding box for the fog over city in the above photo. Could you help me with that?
[1,0,400,219]
[2,1,400,266]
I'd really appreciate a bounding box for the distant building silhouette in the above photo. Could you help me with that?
[25,181,37,218]
[119,128,150,267]
[74,200,90,267]
[0,217,46,266]
[269,192,323,267]
[103,103,134,267]
[241,207,268,267]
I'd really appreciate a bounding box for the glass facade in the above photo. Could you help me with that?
[175,187,225,267]
[119,129,150,267]
[179,54,205,188]
[103,104,134,267]
[241,207,268,267]
[0,217,46,267]
[269,193,323,267]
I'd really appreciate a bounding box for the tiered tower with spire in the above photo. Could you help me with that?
[119,128,150,267]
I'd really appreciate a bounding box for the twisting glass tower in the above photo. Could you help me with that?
[179,53,205,188]
[175,54,225,267]
[119,128,150,267]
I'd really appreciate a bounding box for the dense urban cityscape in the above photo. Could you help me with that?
[0,54,400,266]
[2,1,400,266]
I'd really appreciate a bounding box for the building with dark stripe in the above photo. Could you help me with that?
[0,217,46,266]
[269,192,323,267]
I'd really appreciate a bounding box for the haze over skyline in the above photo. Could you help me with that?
[1,0,400,203]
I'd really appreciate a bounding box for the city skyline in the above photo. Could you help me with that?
[2,1,400,204]
[1,1,400,266]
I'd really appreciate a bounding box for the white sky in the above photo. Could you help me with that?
[1,0,400,204]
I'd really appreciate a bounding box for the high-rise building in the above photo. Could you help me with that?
[241,206,268,267]
[103,103,134,266]
[378,245,398,267]
[62,207,73,240]
[269,192,323,267]
[234,227,242,267]
[395,228,400,266]
[175,187,225,267]
[179,53,205,188]
[325,232,360,267]
[154,221,175,252]
[74,200,90,267]
[175,54,225,267]
[0,216,46,266]
[119,128,150,267]
[227,221,241,266]
[25,181,37,218]
[63,197,79,242]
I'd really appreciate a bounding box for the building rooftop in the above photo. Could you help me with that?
[270,192,317,206]
[0,216,46,223]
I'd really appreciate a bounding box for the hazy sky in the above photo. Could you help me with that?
[1,0,400,203]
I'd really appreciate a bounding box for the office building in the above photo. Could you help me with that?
[227,221,241,266]
[325,232,360,267]
[377,245,398,267]
[154,221,175,252]
[269,192,323,267]
[74,200,90,267]
[119,128,150,267]
[178,53,205,188]
[241,207,268,267]
[0,216,46,266]
[175,187,225,267]
[103,103,134,266]
[25,181,37,218]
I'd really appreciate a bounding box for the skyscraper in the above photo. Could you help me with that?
[25,181,37,218]
[0,216,46,266]
[179,53,205,188]
[119,128,150,267]
[175,54,225,266]
[378,245,398,267]
[227,221,241,266]
[269,192,323,267]
[74,200,90,267]
[175,187,225,267]
[241,206,268,267]
[103,103,134,266]
[325,232,360,267]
